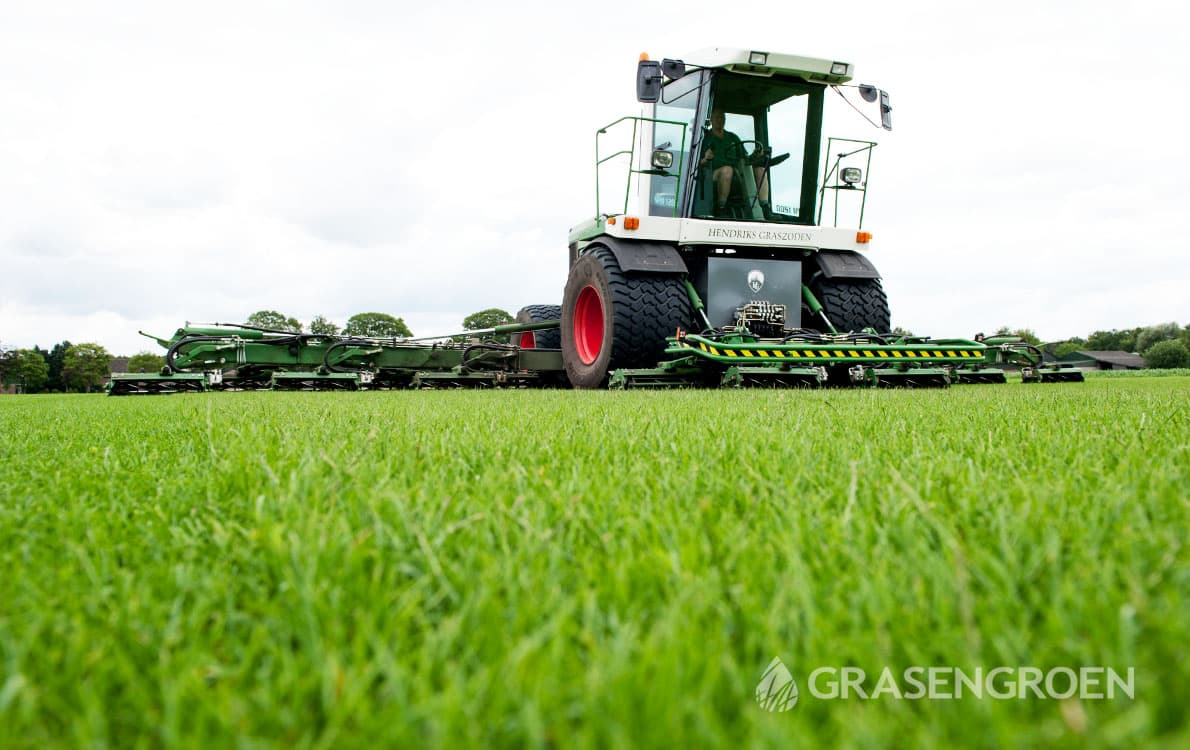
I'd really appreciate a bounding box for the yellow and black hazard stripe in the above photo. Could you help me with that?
[684,341,982,361]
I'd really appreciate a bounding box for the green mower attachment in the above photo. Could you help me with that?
[107,320,1084,394]
[961,336,1086,384]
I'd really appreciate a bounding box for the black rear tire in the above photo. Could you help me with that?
[561,245,692,388]
[512,304,562,349]
[811,277,891,333]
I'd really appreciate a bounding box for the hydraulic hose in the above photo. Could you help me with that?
[460,342,518,371]
[165,335,235,372]
[322,338,387,373]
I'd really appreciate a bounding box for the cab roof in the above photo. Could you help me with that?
[682,47,854,85]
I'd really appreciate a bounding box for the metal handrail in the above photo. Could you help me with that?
[817,137,876,228]
[595,115,689,219]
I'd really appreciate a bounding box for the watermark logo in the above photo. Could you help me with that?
[755,660,1134,708]
[755,657,798,712]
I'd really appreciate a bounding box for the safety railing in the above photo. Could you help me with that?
[595,116,689,219]
[817,138,876,229]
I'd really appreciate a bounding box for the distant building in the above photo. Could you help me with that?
[100,356,131,389]
[1060,350,1145,370]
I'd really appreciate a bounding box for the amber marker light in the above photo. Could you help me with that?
[856,231,873,243]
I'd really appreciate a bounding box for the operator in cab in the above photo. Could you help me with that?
[698,109,744,214]
[699,108,771,217]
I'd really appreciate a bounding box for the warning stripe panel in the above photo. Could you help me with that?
[680,339,985,362]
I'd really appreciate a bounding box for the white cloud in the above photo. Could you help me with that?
[1,1,1188,354]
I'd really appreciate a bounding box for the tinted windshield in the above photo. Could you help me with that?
[690,73,823,224]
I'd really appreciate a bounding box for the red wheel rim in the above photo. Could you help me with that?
[573,285,604,365]
[518,331,535,349]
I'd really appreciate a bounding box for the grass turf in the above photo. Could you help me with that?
[0,377,1187,748]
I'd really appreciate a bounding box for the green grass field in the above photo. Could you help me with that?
[1,378,1187,748]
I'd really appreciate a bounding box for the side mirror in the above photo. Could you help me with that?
[637,60,663,102]
[879,90,892,131]
[661,59,685,80]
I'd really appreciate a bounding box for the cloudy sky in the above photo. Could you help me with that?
[1,1,1187,354]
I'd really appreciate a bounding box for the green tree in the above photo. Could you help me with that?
[1012,328,1040,346]
[61,342,112,393]
[1134,322,1180,354]
[245,310,302,332]
[1085,328,1141,352]
[309,315,341,336]
[7,349,49,393]
[43,341,71,392]
[463,308,514,331]
[0,342,13,383]
[1143,340,1190,369]
[891,326,915,337]
[460,308,514,342]
[127,352,167,373]
[993,327,1040,345]
[343,313,412,338]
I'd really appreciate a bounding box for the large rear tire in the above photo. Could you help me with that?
[512,304,561,349]
[561,246,692,388]
[811,277,891,333]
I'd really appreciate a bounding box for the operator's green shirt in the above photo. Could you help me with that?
[702,130,744,170]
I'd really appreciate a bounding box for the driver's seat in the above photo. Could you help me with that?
[695,155,765,220]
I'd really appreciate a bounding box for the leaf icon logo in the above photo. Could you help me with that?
[756,657,798,712]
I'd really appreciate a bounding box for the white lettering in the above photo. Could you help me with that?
[791,665,1135,703]
[986,667,1015,699]
[955,668,982,699]
[1106,668,1135,699]
[927,668,952,699]
[1019,667,1045,699]
[902,667,927,699]
[809,667,839,699]
[870,668,902,699]
[840,667,868,699]
[1079,668,1103,699]
[1046,667,1078,699]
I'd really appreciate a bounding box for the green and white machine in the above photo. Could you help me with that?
[554,48,895,387]
[109,47,1083,394]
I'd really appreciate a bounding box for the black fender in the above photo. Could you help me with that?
[813,249,881,280]
[575,237,688,275]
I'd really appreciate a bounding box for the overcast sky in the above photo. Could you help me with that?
[2,1,1187,354]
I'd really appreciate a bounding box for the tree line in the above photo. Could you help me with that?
[0,341,114,393]
[241,309,517,337]
[243,310,414,338]
[1040,321,1189,369]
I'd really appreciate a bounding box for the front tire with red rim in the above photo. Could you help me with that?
[560,245,693,388]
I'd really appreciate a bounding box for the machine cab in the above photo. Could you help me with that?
[648,65,824,224]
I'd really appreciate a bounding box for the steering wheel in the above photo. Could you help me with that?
[737,139,790,167]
